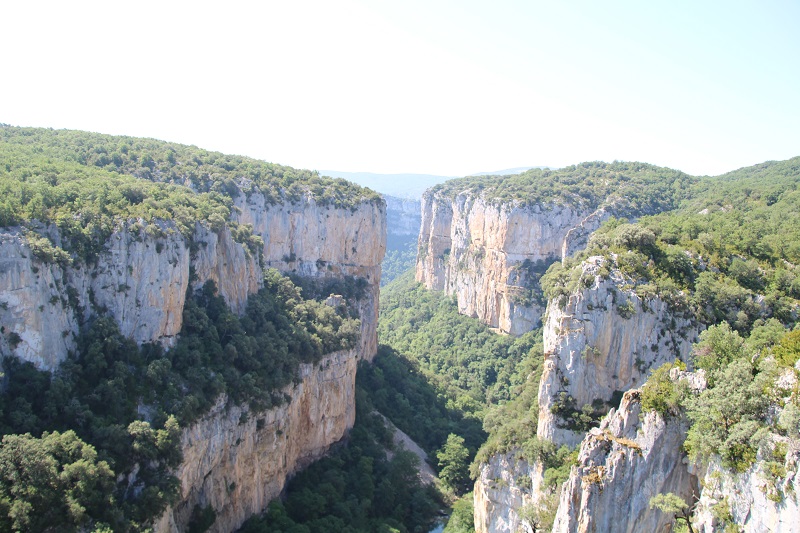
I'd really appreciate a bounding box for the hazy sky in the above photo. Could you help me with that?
[3,0,798,176]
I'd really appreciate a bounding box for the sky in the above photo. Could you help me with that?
[2,0,799,177]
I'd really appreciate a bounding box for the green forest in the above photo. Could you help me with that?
[430,161,697,217]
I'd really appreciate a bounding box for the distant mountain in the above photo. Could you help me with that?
[320,171,455,199]
[321,167,549,199]
[470,166,548,176]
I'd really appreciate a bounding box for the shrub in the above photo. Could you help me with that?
[640,362,688,417]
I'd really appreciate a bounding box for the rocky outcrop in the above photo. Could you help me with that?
[0,193,386,369]
[234,192,385,360]
[551,389,698,533]
[0,222,194,370]
[154,349,358,533]
[415,191,609,336]
[692,366,800,533]
[473,257,700,532]
[473,452,545,533]
[537,256,699,448]
[692,448,800,533]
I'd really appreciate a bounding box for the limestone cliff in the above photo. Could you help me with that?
[0,189,386,532]
[692,448,800,533]
[691,365,800,533]
[473,256,700,533]
[233,192,385,359]
[0,222,195,370]
[415,191,610,336]
[537,256,699,448]
[0,193,386,369]
[551,388,698,533]
[384,195,421,239]
[154,349,358,533]
[473,451,544,533]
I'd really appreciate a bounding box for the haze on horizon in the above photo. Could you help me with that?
[2,0,798,178]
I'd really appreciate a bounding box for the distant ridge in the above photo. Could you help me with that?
[322,167,548,199]
[469,166,549,176]
[320,170,455,199]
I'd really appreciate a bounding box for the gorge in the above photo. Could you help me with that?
[1,127,799,533]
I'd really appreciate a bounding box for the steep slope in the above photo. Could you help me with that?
[416,162,695,335]
[537,255,699,448]
[155,349,359,533]
[551,386,699,533]
[471,157,800,533]
[472,256,700,532]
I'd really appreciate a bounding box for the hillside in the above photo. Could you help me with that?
[2,125,798,532]
[468,156,800,532]
[0,126,388,532]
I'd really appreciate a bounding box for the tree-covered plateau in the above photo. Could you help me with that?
[429,161,697,218]
[0,126,381,264]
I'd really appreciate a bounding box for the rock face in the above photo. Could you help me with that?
[473,452,544,533]
[0,193,386,369]
[473,257,700,533]
[415,191,609,336]
[692,450,800,533]
[551,389,698,533]
[471,250,798,532]
[0,222,195,370]
[154,349,358,533]
[537,256,699,448]
[234,192,385,360]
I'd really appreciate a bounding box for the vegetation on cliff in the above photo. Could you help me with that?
[647,322,800,476]
[541,159,800,338]
[444,156,800,532]
[0,271,360,531]
[0,126,380,263]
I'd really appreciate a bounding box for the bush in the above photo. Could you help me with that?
[640,362,687,417]
[773,330,800,368]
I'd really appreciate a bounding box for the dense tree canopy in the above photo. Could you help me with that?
[430,161,697,217]
[0,126,380,263]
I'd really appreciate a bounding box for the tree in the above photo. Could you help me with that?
[692,322,745,375]
[773,330,800,368]
[640,361,687,417]
[649,492,696,533]
[442,494,474,533]
[437,434,470,495]
[0,431,114,532]
[519,492,558,533]
[683,358,774,471]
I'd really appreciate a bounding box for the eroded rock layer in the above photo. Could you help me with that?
[415,192,606,335]
[154,349,358,533]
[552,389,698,533]
[0,193,385,369]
